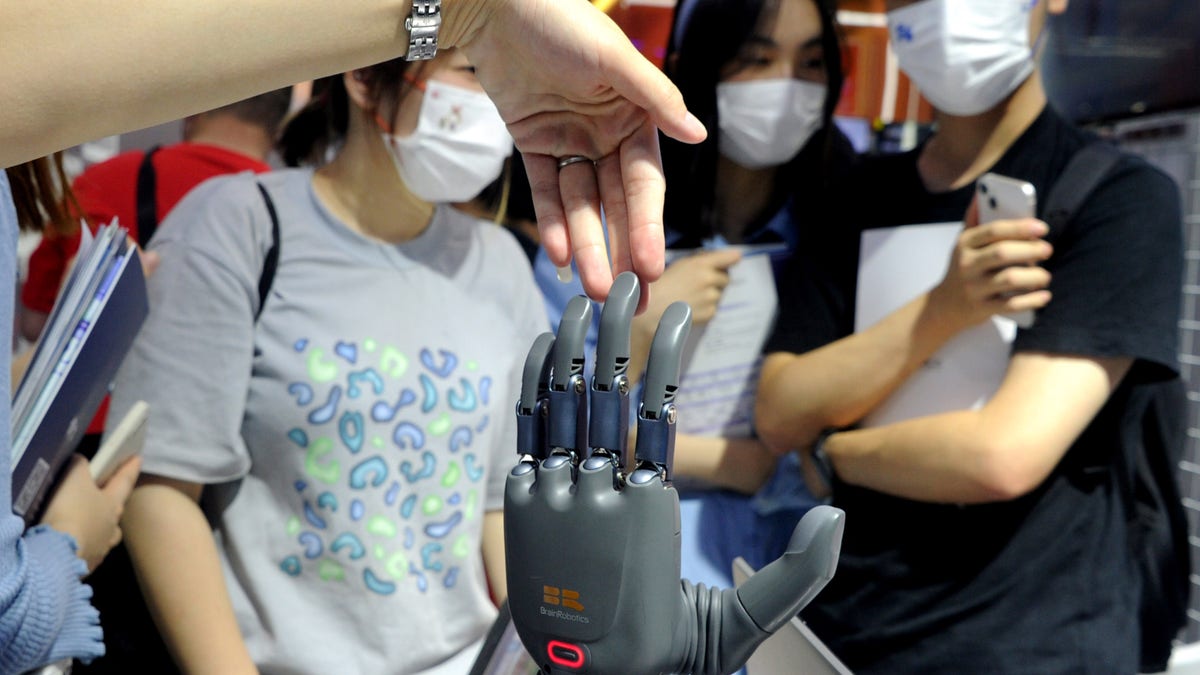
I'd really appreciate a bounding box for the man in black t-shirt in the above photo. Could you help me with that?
[755,1,1183,672]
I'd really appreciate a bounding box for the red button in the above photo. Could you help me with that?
[547,640,586,670]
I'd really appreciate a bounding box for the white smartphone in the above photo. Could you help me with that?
[89,400,148,485]
[976,173,1038,328]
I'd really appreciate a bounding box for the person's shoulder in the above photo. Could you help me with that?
[1107,150,1178,196]
[156,171,301,249]
[444,207,531,261]
[1069,137,1181,219]
[174,170,270,211]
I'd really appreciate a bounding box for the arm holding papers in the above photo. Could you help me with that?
[10,222,149,568]
[756,211,1057,501]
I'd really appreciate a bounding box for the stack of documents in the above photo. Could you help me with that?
[11,221,148,525]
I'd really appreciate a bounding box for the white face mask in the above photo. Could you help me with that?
[716,78,826,169]
[886,0,1036,117]
[381,79,513,203]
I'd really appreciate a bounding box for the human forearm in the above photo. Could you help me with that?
[481,510,507,603]
[820,410,1023,504]
[123,479,256,675]
[822,353,1128,503]
[2,0,447,167]
[755,292,962,453]
[671,434,776,494]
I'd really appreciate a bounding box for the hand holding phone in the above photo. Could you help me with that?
[976,173,1039,328]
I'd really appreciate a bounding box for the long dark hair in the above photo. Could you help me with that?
[4,153,81,235]
[278,58,429,167]
[661,0,848,247]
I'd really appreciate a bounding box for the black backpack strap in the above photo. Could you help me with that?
[1129,379,1191,671]
[254,182,280,322]
[135,145,162,248]
[1041,141,1122,231]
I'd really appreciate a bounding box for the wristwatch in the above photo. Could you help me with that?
[811,428,838,493]
[405,0,442,61]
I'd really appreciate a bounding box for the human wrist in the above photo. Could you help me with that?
[809,428,838,493]
[919,288,972,344]
[403,0,443,61]
[436,0,494,51]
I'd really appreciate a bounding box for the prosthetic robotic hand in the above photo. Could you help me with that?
[505,272,846,675]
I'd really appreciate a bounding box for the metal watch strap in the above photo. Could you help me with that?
[404,0,442,61]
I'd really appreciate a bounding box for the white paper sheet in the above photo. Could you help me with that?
[855,222,1017,428]
[673,251,779,438]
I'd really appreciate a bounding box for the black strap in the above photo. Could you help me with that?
[254,182,280,321]
[135,145,162,248]
[1041,141,1122,231]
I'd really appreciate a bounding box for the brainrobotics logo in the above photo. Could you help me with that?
[541,585,589,623]
[543,585,584,611]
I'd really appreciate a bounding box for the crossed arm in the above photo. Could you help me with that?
[754,214,1132,504]
[814,352,1127,503]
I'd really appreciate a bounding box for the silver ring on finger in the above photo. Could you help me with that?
[556,155,594,171]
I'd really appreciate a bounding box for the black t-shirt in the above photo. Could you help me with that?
[770,107,1183,673]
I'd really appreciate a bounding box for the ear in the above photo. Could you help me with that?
[1047,0,1067,14]
[343,70,374,112]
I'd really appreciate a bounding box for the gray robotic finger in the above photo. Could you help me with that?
[549,296,592,462]
[590,271,639,471]
[634,301,692,484]
[516,332,555,461]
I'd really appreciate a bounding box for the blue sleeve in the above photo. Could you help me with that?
[0,173,104,670]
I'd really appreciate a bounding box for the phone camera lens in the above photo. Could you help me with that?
[979,183,989,194]
[989,197,997,210]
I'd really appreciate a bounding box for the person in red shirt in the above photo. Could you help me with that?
[19,89,291,447]
[21,89,292,342]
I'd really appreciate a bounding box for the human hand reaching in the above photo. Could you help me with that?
[40,453,141,573]
[455,0,707,307]
[928,197,1053,331]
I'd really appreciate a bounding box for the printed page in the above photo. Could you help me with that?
[855,222,1018,428]
[673,251,779,438]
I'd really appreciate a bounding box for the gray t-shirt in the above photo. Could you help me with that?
[108,169,548,674]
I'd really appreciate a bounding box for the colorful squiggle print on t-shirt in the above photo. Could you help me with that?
[277,338,494,595]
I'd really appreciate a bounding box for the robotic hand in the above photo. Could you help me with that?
[505,272,846,675]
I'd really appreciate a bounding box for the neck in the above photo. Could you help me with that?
[185,116,274,163]
[916,72,1047,194]
[312,126,434,244]
[714,155,779,244]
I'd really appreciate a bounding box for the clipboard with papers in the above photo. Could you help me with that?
[670,243,785,439]
[11,221,148,525]
[854,222,1018,428]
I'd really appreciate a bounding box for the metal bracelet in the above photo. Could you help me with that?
[405,0,442,61]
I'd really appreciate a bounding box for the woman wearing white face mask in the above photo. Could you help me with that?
[110,50,549,675]
[758,0,1186,672]
[628,0,856,589]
